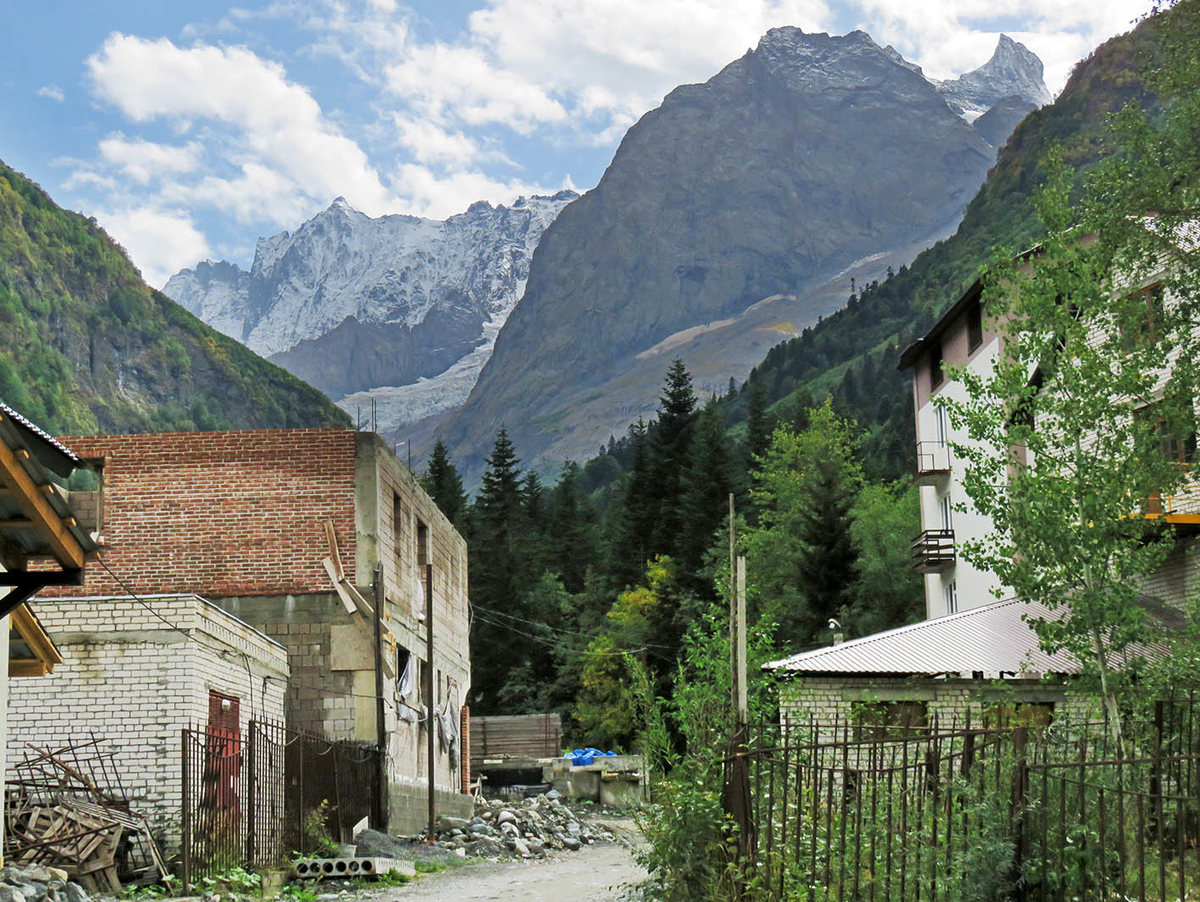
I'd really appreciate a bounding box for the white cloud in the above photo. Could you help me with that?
[381,0,831,135]
[394,118,486,167]
[36,84,65,102]
[392,163,564,220]
[86,33,393,215]
[97,135,202,185]
[846,0,1149,94]
[97,207,211,289]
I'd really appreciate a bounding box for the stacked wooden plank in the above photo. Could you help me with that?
[7,800,123,892]
[5,740,167,893]
[469,713,563,770]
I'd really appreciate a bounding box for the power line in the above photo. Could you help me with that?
[95,554,389,701]
[471,600,674,649]
[471,609,660,659]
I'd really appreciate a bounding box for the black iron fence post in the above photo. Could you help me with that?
[181,729,191,894]
[247,720,257,866]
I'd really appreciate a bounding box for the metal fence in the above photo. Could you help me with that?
[180,720,383,887]
[728,699,1200,901]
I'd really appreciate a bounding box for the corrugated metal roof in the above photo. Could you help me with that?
[764,598,1165,678]
[0,403,96,560]
[0,401,83,475]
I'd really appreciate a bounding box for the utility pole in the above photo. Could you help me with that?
[425,563,436,840]
[736,555,747,725]
[728,493,736,717]
[372,566,387,832]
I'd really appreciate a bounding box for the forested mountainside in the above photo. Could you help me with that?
[417,13,1163,736]
[0,161,349,435]
[439,29,1050,479]
[712,16,1159,479]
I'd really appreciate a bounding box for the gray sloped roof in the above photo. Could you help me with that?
[764,598,1166,678]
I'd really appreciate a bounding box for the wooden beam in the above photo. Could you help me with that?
[0,569,83,589]
[12,603,63,667]
[9,660,50,678]
[0,518,35,529]
[0,439,84,569]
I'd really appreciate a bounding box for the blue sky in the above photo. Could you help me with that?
[1,0,1150,287]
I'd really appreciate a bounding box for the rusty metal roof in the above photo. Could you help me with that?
[764,598,1165,678]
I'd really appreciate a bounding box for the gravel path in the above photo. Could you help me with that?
[375,840,645,902]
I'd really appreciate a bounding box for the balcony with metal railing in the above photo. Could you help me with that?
[911,529,956,573]
[914,441,951,486]
[1145,482,1200,525]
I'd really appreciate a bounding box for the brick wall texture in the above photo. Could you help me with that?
[8,595,287,853]
[49,429,358,598]
[780,674,1097,747]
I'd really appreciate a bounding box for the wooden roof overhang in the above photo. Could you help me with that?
[9,603,62,677]
[0,402,96,619]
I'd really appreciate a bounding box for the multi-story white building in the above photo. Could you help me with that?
[898,281,1008,617]
[769,258,1197,724]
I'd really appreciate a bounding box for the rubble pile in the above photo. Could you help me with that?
[433,793,614,859]
[0,864,91,902]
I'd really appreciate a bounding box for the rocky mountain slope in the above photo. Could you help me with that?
[438,29,1050,477]
[0,160,349,436]
[165,192,576,423]
[935,34,1053,116]
[715,15,1159,481]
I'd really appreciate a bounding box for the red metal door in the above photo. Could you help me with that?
[205,691,242,823]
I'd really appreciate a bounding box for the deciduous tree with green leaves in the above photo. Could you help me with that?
[944,0,1200,741]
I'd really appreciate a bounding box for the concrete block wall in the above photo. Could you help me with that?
[9,595,288,854]
[214,593,358,739]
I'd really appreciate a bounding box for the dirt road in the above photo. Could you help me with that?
[381,841,646,902]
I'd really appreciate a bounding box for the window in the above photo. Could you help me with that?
[967,299,984,352]
[1136,403,1198,465]
[1119,284,1165,350]
[939,493,954,531]
[934,405,949,446]
[417,520,429,569]
[396,646,413,697]
[855,701,928,741]
[929,341,944,390]
[986,703,1054,731]
[944,580,958,614]
[392,492,407,560]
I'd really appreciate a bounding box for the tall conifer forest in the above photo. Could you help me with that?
[424,347,925,748]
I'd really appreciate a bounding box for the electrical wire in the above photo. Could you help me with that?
[470,601,672,647]
[470,609,663,659]
[96,553,390,701]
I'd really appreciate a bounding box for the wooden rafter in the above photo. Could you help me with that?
[0,437,84,570]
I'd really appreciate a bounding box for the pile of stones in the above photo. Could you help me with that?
[0,865,90,902]
[434,792,614,859]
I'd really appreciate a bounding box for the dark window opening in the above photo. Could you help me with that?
[397,646,413,696]
[967,300,984,352]
[854,701,928,741]
[929,342,944,390]
[1119,283,1165,350]
[417,520,429,570]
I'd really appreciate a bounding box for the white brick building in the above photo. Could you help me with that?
[8,594,288,852]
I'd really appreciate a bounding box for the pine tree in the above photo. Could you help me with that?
[613,418,656,589]
[420,437,466,527]
[469,427,526,712]
[746,401,863,650]
[678,399,734,586]
[746,377,772,467]
[650,359,697,557]
[547,462,596,594]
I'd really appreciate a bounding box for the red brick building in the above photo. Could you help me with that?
[42,427,472,833]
